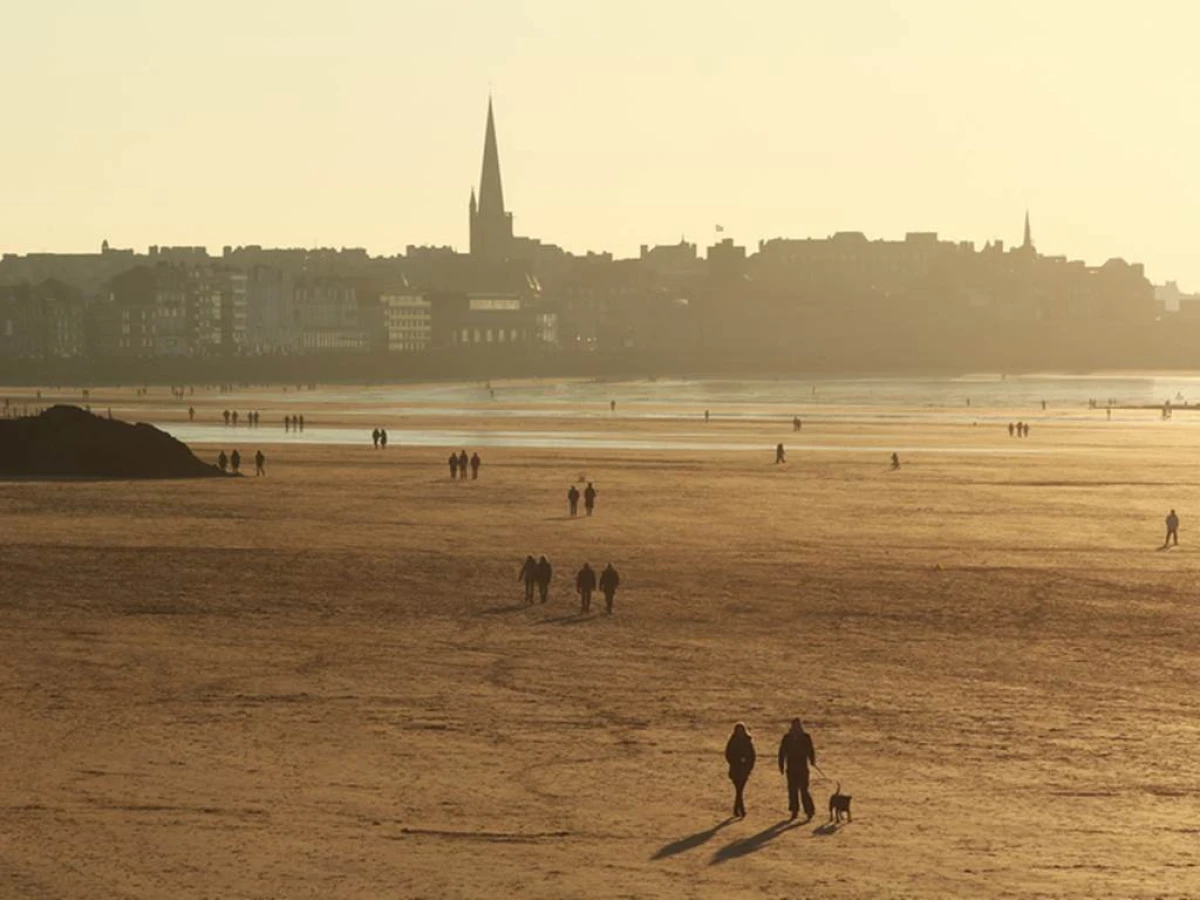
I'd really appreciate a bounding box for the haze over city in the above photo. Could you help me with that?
[5,0,1199,289]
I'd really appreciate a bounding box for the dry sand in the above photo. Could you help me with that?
[2,395,1199,898]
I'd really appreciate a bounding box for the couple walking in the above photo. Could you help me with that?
[567,482,597,517]
[725,718,817,820]
[575,562,620,614]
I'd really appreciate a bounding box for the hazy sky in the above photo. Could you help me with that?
[4,1,1198,287]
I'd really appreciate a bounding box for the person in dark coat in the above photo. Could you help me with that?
[380,428,388,449]
[217,450,228,472]
[567,485,580,516]
[518,555,537,604]
[255,450,266,476]
[230,449,241,474]
[535,556,552,603]
[775,443,786,464]
[725,723,756,818]
[576,562,596,612]
[583,482,597,516]
[372,428,380,448]
[598,563,619,615]
[458,450,469,480]
[470,452,480,480]
[778,718,817,821]
[449,453,459,479]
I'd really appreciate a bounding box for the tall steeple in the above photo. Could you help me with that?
[469,96,514,261]
[1022,209,1033,251]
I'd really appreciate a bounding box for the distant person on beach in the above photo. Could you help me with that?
[725,723,757,818]
[223,409,231,426]
[1008,422,1014,437]
[584,482,597,516]
[705,409,710,423]
[230,449,241,474]
[449,453,459,479]
[217,450,228,472]
[778,718,817,822]
[599,563,620,615]
[470,452,480,480]
[519,555,538,604]
[458,450,469,480]
[576,562,596,613]
[285,416,291,432]
[610,400,616,412]
[567,485,580,517]
[535,556,553,603]
[1165,509,1180,548]
[891,452,900,470]
[380,429,388,449]
[255,450,266,476]
[299,415,305,431]
[232,411,239,426]
[1023,423,1030,438]
[372,428,380,448]
[775,443,786,464]
[188,406,195,421]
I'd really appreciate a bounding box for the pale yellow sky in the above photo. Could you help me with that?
[3,1,1198,288]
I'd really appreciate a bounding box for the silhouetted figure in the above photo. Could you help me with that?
[255,450,266,476]
[1015,420,1024,438]
[223,409,231,426]
[217,451,228,472]
[599,563,619,615]
[778,718,816,821]
[372,428,380,448]
[775,443,786,464]
[576,563,596,613]
[610,400,616,412]
[470,452,480,480]
[188,406,195,421]
[380,429,388,449]
[458,449,469,480]
[285,415,291,432]
[1041,400,1047,411]
[535,556,552,603]
[583,482,597,516]
[518,555,538,604]
[891,452,900,470]
[232,411,239,426]
[1165,509,1180,548]
[704,409,710,422]
[725,723,757,818]
[1023,423,1030,438]
[299,415,305,432]
[567,485,581,516]
[1007,422,1014,437]
[449,453,459,479]
[230,449,241,474]
[793,416,801,432]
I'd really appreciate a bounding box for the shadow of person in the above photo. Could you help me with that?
[650,817,736,860]
[535,613,595,626]
[709,819,800,864]
[478,603,529,616]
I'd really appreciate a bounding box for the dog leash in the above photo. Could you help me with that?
[811,763,833,784]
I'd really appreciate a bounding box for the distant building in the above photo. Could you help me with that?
[0,280,86,359]
[380,292,432,352]
[469,99,514,263]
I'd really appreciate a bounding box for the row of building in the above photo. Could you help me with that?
[0,99,1175,366]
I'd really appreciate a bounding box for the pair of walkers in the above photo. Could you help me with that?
[518,555,554,604]
[371,428,389,449]
[725,718,817,821]
[566,482,597,517]
[449,450,481,480]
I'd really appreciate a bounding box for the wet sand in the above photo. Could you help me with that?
[2,394,1199,898]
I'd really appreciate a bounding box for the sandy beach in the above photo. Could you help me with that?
[2,384,1199,898]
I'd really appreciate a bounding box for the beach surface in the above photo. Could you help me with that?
[1,383,1199,898]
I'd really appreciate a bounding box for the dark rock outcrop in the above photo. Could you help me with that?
[0,405,225,478]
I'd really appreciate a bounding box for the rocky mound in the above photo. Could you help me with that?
[0,405,225,478]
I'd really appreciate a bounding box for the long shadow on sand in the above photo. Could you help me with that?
[812,820,844,836]
[650,817,736,860]
[479,603,531,616]
[709,819,802,864]
[535,612,595,626]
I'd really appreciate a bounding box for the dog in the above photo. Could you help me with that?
[828,782,852,823]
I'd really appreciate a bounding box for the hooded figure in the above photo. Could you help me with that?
[725,723,756,818]
[458,450,469,480]
[535,556,553,603]
[567,485,581,516]
[598,563,620,615]
[778,718,816,821]
[518,555,537,604]
[576,563,596,612]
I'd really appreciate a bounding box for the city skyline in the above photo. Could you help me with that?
[4,2,1198,288]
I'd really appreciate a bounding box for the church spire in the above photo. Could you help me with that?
[1022,209,1033,251]
[478,97,505,219]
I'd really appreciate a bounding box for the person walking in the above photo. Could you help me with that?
[449,453,459,480]
[725,723,757,818]
[576,562,597,613]
[1165,509,1180,548]
[775,443,786,464]
[372,428,380,449]
[380,428,388,449]
[583,482,597,517]
[598,563,620,615]
[458,450,469,481]
[567,485,581,516]
[470,452,481,480]
[230,449,242,474]
[778,718,817,822]
[255,450,266,476]
[535,556,553,604]
[518,555,538,604]
[217,450,228,472]
[891,452,900,470]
